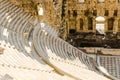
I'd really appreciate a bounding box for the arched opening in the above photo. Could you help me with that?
[95,16,105,22]
[80,18,83,30]
[69,29,76,34]
[96,24,105,34]
[88,17,93,30]
[108,18,114,31]
[95,16,105,34]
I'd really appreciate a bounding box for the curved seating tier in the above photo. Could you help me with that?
[97,55,120,79]
[0,0,34,40]
[0,20,74,80]
[0,40,75,80]
[0,0,75,80]
[33,23,111,80]
[0,0,117,79]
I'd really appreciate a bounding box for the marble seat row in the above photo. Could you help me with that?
[0,0,40,62]
[33,23,111,80]
[0,0,76,79]
[0,13,67,80]
[0,25,75,80]
[0,0,116,80]
[0,24,54,73]
[0,26,26,53]
[0,21,74,80]
[0,0,35,38]
[0,0,35,51]
[97,55,120,79]
[0,40,75,80]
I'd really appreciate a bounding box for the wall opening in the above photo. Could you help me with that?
[95,16,105,34]
[88,17,93,30]
[80,18,83,30]
[108,18,114,30]
[69,29,76,34]
[96,24,105,34]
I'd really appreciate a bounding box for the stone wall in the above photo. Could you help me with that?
[8,0,120,39]
[62,0,120,38]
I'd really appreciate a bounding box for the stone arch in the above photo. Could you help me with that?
[95,16,105,34]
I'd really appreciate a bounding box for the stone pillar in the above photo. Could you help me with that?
[118,19,120,32]
[109,10,114,17]
[69,10,74,29]
[105,17,108,32]
[97,7,104,16]
[114,18,119,32]
[93,17,96,33]
[67,11,70,35]
[76,15,80,32]
[84,17,88,31]
[76,10,80,31]
[67,18,70,35]
[118,9,120,17]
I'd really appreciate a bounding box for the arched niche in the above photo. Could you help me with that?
[80,18,84,30]
[108,18,114,31]
[96,16,105,22]
[88,17,93,30]
[95,16,105,34]
[69,29,76,34]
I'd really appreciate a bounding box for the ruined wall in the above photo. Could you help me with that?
[62,0,120,37]
[8,0,62,30]
[8,0,120,39]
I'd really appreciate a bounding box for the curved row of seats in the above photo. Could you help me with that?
[0,0,117,80]
[0,26,50,70]
[97,55,120,79]
[0,0,75,80]
[33,23,111,80]
[0,39,75,80]
[0,0,58,38]
[0,0,58,39]
[0,0,34,51]
[0,0,34,38]
[0,17,70,79]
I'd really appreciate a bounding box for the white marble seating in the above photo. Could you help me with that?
[0,0,75,80]
[33,23,111,80]
[98,55,120,79]
[0,0,117,80]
